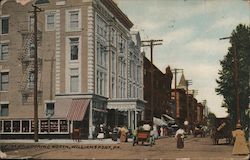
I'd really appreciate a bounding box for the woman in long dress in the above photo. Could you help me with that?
[175,127,185,149]
[232,123,249,155]
[97,124,104,140]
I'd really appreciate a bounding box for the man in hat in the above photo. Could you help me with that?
[232,123,249,155]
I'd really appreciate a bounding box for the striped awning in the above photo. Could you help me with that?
[67,99,90,121]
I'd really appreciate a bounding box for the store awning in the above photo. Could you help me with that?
[162,114,175,122]
[153,117,168,126]
[67,99,90,121]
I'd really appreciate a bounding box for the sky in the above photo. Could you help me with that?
[116,0,250,118]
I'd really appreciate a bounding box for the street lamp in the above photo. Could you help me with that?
[32,0,49,142]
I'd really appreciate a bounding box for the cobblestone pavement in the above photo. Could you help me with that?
[2,136,249,160]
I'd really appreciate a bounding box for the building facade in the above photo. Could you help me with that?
[143,57,173,121]
[0,0,145,139]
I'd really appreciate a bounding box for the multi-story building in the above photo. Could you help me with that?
[0,0,145,139]
[143,57,173,121]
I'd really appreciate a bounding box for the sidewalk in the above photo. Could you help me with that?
[0,138,120,145]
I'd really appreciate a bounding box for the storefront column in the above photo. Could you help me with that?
[20,120,22,133]
[88,100,93,139]
[70,120,73,137]
[134,109,137,130]
[128,110,131,128]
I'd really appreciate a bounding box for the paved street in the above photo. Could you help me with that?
[2,136,249,159]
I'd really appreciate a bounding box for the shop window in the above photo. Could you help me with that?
[50,120,58,132]
[31,120,34,132]
[3,121,11,132]
[22,121,29,132]
[60,120,68,132]
[13,121,20,132]
[40,120,48,132]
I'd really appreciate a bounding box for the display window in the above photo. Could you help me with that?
[22,121,29,132]
[13,121,20,132]
[3,121,11,132]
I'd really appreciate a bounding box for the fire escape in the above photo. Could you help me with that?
[18,20,43,104]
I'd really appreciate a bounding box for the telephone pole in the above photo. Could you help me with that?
[142,39,163,121]
[30,4,42,142]
[186,80,192,123]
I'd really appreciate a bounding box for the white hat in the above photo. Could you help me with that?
[100,124,103,127]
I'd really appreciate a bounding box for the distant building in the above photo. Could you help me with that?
[0,0,145,139]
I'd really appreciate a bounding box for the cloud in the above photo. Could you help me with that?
[161,27,194,44]
[183,38,229,57]
[210,16,249,31]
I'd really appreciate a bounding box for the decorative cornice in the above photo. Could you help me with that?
[100,0,133,30]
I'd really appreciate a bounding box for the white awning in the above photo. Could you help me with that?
[153,117,168,126]
[162,114,175,121]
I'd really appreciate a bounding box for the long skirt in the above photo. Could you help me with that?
[177,134,184,149]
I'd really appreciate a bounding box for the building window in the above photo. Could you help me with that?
[46,102,55,117]
[96,16,107,39]
[0,104,9,116]
[29,43,35,58]
[1,17,9,34]
[46,12,55,31]
[70,68,79,92]
[70,38,79,60]
[0,72,9,91]
[29,15,34,32]
[96,70,106,96]
[112,76,115,98]
[66,9,81,31]
[0,43,9,60]
[112,51,116,73]
[111,28,116,46]
[28,70,34,88]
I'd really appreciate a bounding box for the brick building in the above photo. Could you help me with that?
[0,0,145,139]
[143,57,173,121]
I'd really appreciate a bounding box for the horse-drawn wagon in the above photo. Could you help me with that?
[132,121,155,147]
[211,118,232,145]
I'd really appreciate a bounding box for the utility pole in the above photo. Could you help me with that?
[142,39,163,121]
[186,80,192,123]
[171,68,183,121]
[30,4,42,142]
[220,36,240,123]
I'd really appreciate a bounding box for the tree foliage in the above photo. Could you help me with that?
[216,24,250,128]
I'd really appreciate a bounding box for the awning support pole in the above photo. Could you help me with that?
[88,100,93,139]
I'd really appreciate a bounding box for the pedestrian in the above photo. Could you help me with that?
[232,123,249,155]
[97,124,105,140]
[120,126,128,142]
[160,126,164,137]
[175,126,185,149]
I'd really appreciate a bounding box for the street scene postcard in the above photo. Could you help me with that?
[0,0,249,159]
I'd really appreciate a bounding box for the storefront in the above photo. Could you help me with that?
[0,95,108,139]
[107,99,145,130]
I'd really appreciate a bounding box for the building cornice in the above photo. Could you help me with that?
[100,0,133,30]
